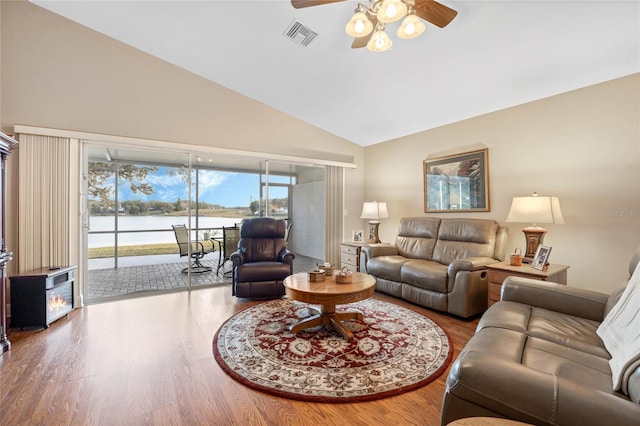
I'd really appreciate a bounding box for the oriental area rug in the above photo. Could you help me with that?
[212,298,452,403]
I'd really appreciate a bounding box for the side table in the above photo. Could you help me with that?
[340,241,363,272]
[487,261,569,307]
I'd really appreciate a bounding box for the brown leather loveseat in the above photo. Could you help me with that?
[441,250,640,426]
[360,217,508,318]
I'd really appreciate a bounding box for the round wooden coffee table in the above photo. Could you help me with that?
[283,271,376,341]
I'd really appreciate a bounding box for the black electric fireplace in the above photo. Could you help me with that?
[10,266,76,329]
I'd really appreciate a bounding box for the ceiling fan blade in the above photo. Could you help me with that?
[291,0,345,9]
[351,36,370,49]
[414,0,458,28]
[351,16,377,49]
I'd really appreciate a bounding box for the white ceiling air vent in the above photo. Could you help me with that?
[283,20,318,47]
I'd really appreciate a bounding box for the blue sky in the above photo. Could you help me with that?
[118,167,262,207]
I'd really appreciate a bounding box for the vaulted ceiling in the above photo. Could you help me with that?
[31,1,640,147]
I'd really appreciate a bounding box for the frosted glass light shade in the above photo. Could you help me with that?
[506,195,564,225]
[376,0,408,23]
[367,29,392,52]
[345,11,373,37]
[360,201,389,220]
[397,14,425,39]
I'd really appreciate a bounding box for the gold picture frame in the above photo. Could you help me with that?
[424,148,490,213]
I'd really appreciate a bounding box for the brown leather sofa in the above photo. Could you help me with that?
[360,217,508,318]
[230,217,295,299]
[441,250,640,426]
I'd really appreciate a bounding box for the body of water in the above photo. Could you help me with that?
[88,215,243,248]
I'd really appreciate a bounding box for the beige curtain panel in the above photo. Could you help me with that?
[17,133,71,272]
[324,165,344,267]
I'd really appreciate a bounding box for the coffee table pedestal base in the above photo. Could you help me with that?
[290,305,363,341]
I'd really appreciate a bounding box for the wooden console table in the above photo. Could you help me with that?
[487,261,569,307]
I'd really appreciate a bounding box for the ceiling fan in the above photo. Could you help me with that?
[291,0,457,52]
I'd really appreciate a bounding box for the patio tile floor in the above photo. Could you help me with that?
[87,251,321,303]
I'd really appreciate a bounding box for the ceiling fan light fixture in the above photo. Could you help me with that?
[397,12,425,39]
[376,0,408,24]
[367,26,392,52]
[345,10,373,37]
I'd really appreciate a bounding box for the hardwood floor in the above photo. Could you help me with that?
[0,286,478,425]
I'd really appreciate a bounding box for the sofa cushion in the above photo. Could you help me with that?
[400,259,448,293]
[432,219,499,265]
[468,323,615,395]
[395,217,440,259]
[479,301,609,359]
[235,262,291,282]
[522,337,614,393]
[366,255,410,282]
[529,308,608,358]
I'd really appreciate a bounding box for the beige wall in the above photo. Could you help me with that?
[0,1,367,257]
[364,74,640,293]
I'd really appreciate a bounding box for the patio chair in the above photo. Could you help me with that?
[230,217,295,299]
[172,224,217,274]
[216,225,240,275]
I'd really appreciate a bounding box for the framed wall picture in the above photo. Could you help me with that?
[424,148,490,212]
[352,230,363,242]
[531,245,552,270]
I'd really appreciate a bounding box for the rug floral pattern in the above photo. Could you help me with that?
[213,298,452,402]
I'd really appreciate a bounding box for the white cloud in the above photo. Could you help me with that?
[145,171,186,187]
[198,170,231,188]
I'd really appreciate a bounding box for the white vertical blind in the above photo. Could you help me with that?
[324,165,344,267]
[17,134,70,271]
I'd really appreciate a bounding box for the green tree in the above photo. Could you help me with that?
[88,162,158,209]
[249,200,260,215]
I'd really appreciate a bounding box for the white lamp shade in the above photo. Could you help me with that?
[345,11,373,37]
[376,0,408,23]
[360,201,389,220]
[397,14,425,39]
[367,29,393,52]
[506,195,564,225]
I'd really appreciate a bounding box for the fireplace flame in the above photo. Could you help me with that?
[48,294,68,312]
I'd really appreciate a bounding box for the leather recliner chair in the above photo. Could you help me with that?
[230,217,295,299]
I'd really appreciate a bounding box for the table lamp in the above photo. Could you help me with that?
[506,193,564,263]
[360,201,388,243]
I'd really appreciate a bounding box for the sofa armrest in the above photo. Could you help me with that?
[361,243,398,259]
[278,249,295,266]
[448,256,499,275]
[501,276,609,321]
[230,250,245,267]
[443,350,640,426]
[360,244,397,273]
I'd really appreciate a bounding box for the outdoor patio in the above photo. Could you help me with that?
[87,251,321,303]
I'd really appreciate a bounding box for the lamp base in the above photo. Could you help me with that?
[522,226,547,263]
[366,221,381,244]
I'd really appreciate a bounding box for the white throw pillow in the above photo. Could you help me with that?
[597,261,640,392]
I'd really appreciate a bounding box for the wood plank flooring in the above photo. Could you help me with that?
[0,285,478,425]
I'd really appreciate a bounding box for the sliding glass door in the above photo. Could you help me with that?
[82,144,327,304]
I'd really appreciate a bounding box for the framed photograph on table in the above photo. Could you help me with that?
[352,230,363,242]
[531,245,552,270]
[424,148,490,213]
